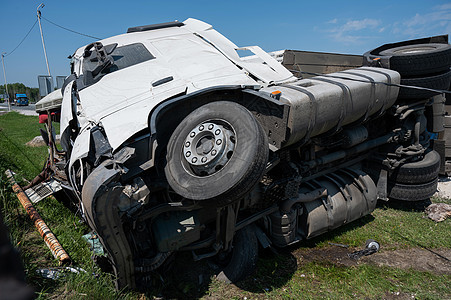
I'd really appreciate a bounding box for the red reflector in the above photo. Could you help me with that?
[39,114,48,124]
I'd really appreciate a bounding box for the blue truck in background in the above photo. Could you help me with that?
[14,94,29,106]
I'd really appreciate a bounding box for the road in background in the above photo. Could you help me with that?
[0,103,37,116]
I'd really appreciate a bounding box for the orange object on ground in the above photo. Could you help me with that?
[6,170,71,265]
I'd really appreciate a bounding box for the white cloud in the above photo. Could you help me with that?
[323,5,451,47]
[326,18,382,44]
[396,5,451,37]
[433,3,451,10]
[342,19,380,31]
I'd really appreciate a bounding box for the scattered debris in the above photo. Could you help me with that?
[425,203,451,222]
[348,239,380,260]
[5,169,71,264]
[82,232,105,256]
[36,266,86,280]
[328,242,349,248]
[24,178,62,203]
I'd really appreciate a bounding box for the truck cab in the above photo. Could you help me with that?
[15,93,29,106]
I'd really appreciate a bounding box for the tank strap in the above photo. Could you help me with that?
[280,84,318,143]
[359,67,393,116]
[339,71,376,123]
[308,77,350,133]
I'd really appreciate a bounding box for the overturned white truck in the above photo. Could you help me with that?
[35,19,450,289]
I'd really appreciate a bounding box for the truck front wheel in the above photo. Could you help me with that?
[164,101,268,205]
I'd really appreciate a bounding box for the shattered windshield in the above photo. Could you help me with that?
[81,42,155,87]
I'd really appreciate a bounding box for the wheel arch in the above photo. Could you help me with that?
[147,86,290,168]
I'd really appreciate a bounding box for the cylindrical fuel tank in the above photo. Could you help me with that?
[263,67,400,146]
[298,168,377,239]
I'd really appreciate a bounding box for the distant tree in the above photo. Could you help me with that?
[0,83,40,103]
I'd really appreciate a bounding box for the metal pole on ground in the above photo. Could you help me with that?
[1,53,11,112]
[5,169,71,264]
[37,3,51,76]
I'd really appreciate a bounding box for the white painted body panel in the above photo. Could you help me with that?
[62,18,294,157]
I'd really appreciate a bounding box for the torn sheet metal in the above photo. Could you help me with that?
[24,179,62,203]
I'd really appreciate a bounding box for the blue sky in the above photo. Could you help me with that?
[1,0,450,87]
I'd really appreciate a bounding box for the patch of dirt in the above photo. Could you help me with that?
[382,291,417,300]
[293,246,451,275]
[294,246,358,267]
[361,248,451,275]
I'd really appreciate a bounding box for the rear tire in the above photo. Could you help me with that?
[379,43,451,76]
[389,150,441,184]
[364,150,440,185]
[398,71,451,100]
[388,178,438,201]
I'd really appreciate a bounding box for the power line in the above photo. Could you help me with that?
[4,20,38,57]
[42,16,101,40]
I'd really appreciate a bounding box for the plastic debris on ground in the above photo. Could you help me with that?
[36,267,86,280]
[328,242,349,248]
[82,232,105,256]
[425,203,451,222]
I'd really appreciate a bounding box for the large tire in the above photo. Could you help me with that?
[216,225,259,284]
[165,101,268,204]
[388,178,438,201]
[390,150,440,184]
[364,150,440,185]
[398,70,451,100]
[379,43,451,77]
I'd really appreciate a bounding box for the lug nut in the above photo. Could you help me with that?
[216,139,222,145]
[190,132,195,138]
[185,141,190,147]
[186,151,191,157]
[208,124,214,130]
[199,125,204,131]
[192,157,198,163]
[211,150,217,156]
[201,157,207,163]
[215,129,221,135]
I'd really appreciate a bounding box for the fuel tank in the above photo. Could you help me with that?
[263,67,400,146]
[267,168,377,247]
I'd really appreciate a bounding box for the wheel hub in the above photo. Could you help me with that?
[182,121,236,176]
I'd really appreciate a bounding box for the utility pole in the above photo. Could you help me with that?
[1,52,11,112]
[37,3,51,76]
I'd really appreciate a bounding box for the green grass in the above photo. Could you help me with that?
[210,260,449,300]
[0,112,131,299]
[0,111,48,179]
[0,112,450,299]
[307,197,451,250]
